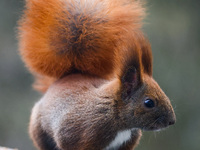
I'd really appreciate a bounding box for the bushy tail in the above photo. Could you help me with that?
[18,0,146,92]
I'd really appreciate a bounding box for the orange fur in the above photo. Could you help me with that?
[33,75,56,93]
[18,0,147,92]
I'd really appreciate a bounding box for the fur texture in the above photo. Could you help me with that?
[29,72,175,150]
[18,0,145,89]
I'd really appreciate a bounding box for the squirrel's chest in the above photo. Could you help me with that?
[104,130,132,150]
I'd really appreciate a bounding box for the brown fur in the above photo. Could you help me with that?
[18,0,145,91]
[29,72,175,150]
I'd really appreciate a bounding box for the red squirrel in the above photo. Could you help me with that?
[18,0,176,150]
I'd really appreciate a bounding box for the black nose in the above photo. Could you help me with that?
[168,115,176,126]
[168,120,175,125]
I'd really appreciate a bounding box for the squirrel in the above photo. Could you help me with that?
[18,0,176,150]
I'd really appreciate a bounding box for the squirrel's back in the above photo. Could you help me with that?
[18,0,145,85]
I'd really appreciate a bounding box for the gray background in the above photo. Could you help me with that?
[0,0,200,150]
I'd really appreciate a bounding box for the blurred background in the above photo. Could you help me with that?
[0,0,199,150]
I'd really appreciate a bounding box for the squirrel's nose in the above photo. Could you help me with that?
[168,113,176,126]
[168,119,175,125]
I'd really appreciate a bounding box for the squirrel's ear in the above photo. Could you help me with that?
[121,67,138,85]
[120,66,141,100]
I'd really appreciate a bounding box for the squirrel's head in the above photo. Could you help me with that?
[119,70,176,130]
[99,63,176,131]
[111,36,176,131]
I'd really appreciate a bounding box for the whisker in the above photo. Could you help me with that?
[148,117,160,128]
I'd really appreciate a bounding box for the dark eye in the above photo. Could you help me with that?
[144,99,155,108]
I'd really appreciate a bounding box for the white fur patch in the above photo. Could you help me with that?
[104,130,132,150]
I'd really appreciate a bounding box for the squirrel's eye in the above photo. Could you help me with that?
[144,99,155,108]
